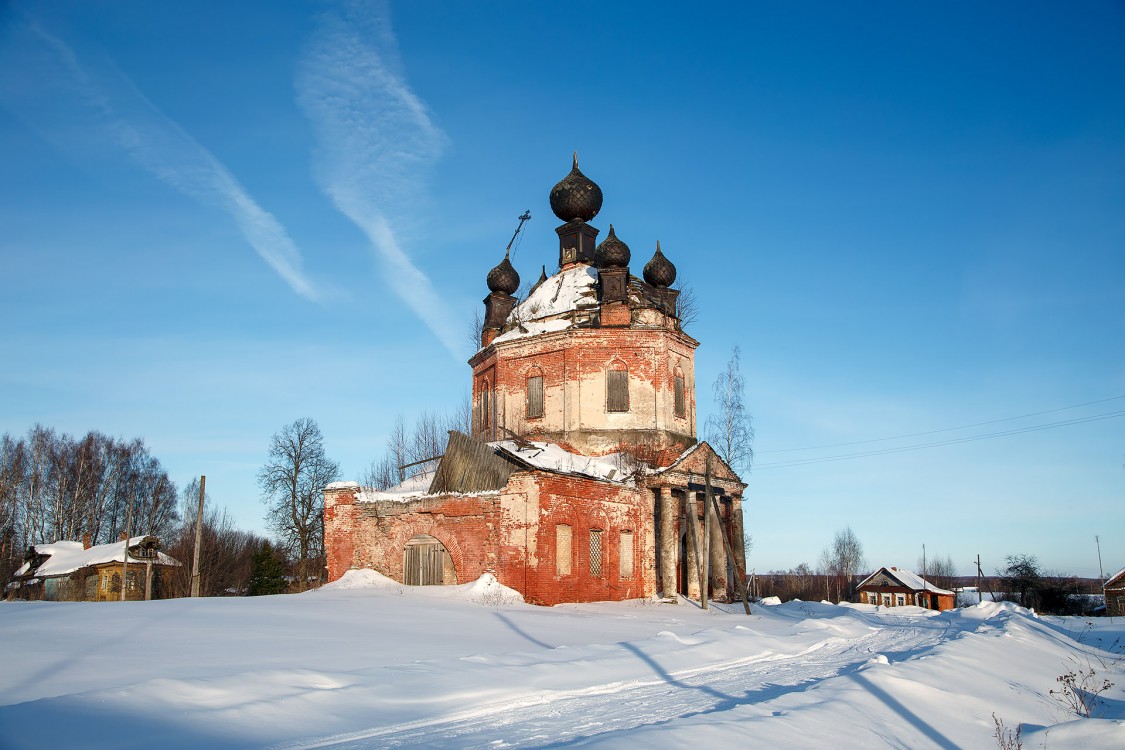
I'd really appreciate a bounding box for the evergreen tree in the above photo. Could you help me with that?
[247,541,287,596]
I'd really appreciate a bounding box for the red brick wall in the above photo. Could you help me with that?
[508,473,655,605]
[324,472,657,606]
[471,326,697,459]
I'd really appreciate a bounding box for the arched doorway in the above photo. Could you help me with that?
[403,534,457,586]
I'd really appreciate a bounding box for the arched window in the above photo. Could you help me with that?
[555,524,572,576]
[589,529,604,576]
[619,530,634,578]
[479,378,491,429]
[606,362,629,413]
[527,367,544,419]
[673,366,686,418]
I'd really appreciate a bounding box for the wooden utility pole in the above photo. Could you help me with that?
[119,491,134,602]
[191,475,205,597]
[1096,535,1106,584]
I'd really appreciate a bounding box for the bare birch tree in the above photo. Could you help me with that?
[704,345,754,475]
[823,526,866,602]
[258,418,339,590]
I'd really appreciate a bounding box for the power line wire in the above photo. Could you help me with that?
[754,409,1125,470]
[757,395,1125,454]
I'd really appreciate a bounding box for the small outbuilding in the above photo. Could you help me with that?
[857,566,956,611]
[6,535,181,602]
[1105,567,1125,617]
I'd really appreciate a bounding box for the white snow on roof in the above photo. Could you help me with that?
[859,566,954,595]
[355,440,628,504]
[513,264,599,322]
[21,537,180,578]
[493,440,626,483]
[493,317,572,345]
[357,469,439,503]
[325,481,360,490]
[1105,566,1125,587]
[489,265,599,346]
[649,442,703,474]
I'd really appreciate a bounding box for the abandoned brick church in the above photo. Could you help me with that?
[323,156,747,605]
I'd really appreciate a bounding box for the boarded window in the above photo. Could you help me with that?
[480,384,491,428]
[527,375,544,419]
[674,374,685,417]
[619,531,634,578]
[606,369,629,412]
[556,524,572,575]
[590,529,603,576]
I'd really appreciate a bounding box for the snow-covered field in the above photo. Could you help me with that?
[2,571,1123,749]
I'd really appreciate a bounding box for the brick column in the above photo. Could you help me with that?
[658,486,676,597]
[708,495,728,600]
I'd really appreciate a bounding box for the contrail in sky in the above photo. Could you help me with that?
[296,0,463,358]
[0,15,322,302]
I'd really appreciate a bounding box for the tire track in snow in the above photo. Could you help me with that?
[275,614,953,750]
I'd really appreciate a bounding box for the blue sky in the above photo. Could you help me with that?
[2,1,1122,579]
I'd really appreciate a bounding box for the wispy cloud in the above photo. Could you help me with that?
[0,14,322,301]
[296,0,463,358]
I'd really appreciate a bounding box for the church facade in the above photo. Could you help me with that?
[323,156,746,605]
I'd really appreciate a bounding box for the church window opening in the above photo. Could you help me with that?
[619,531,634,578]
[555,524,572,575]
[589,529,603,576]
[480,379,491,429]
[606,367,629,413]
[527,375,544,419]
[674,372,685,417]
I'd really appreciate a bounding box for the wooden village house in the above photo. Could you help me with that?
[857,566,956,611]
[1105,567,1125,617]
[324,156,748,606]
[6,534,180,602]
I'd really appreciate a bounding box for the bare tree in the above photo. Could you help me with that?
[824,526,867,602]
[704,345,754,475]
[917,553,958,591]
[362,406,470,491]
[0,434,27,582]
[468,307,485,350]
[673,281,698,330]
[258,418,339,591]
[167,478,267,597]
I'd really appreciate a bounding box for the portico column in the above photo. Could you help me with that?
[658,486,676,597]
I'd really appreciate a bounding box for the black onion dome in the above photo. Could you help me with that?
[595,224,631,268]
[643,241,676,287]
[549,152,603,222]
[486,253,520,295]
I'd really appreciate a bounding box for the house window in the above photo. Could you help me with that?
[606,368,629,413]
[619,531,634,578]
[896,594,905,607]
[527,375,544,419]
[882,593,891,606]
[556,524,572,576]
[674,373,685,417]
[589,529,603,576]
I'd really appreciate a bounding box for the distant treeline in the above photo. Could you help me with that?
[0,425,268,595]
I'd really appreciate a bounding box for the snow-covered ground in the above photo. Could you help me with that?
[2,571,1123,749]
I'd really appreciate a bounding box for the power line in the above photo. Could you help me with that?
[757,395,1125,454]
[754,409,1125,470]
